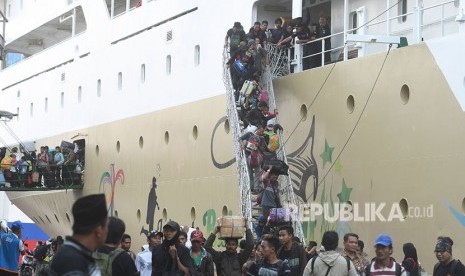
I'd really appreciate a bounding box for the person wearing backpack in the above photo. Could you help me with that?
[303,231,358,276]
[365,234,406,276]
[433,236,465,276]
[247,235,291,276]
[95,217,138,276]
[402,243,420,276]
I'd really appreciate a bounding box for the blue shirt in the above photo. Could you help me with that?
[0,232,23,272]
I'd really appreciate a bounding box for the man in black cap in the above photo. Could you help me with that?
[152,220,195,276]
[50,194,109,275]
[433,236,465,276]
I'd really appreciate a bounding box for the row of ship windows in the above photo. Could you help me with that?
[93,124,207,156]
[14,47,201,120]
[32,205,231,225]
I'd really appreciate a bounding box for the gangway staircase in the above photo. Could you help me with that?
[222,46,306,245]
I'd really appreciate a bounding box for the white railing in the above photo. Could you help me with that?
[286,0,460,73]
[222,48,253,228]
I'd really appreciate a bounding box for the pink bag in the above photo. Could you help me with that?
[260,90,268,102]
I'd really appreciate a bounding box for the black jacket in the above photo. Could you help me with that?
[50,237,101,275]
[152,243,195,276]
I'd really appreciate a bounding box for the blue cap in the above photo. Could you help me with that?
[11,220,23,230]
[374,234,392,246]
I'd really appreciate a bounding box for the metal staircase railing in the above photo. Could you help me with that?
[260,44,306,246]
[222,48,253,228]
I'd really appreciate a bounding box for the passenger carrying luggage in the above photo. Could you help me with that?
[263,159,289,176]
[233,60,246,74]
[248,151,263,168]
[269,208,292,224]
[217,216,246,239]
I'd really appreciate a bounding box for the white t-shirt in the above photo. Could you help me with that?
[135,248,152,276]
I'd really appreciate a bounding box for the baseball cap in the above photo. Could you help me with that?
[190,230,205,242]
[374,234,392,246]
[11,220,23,230]
[163,221,180,231]
[148,230,163,238]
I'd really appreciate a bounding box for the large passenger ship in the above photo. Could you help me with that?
[1,0,465,271]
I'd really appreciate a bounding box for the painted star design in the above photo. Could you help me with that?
[320,139,334,168]
[337,179,352,203]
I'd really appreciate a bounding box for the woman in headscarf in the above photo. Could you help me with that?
[402,242,420,276]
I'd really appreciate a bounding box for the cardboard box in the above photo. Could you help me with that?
[217,216,246,239]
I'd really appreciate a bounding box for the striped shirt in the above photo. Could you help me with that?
[367,259,407,276]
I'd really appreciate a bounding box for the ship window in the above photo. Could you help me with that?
[164,131,170,145]
[97,79,102,97]
[139,136,144,149]
[78,86,82,103]
[141,64,146,83]
[116,141,121,153]
[118,72,123,90]
[61,92,65,108]
[350,12,358,34]
[17,90,20,99]
[398,0,407,23]
[45,97,48,113]
[30,103,33,117]
[194,45,200,66]
[192,125,198,140]
[166,55,171,75]
[8,4,10,18]
[16,107,19,121]
[61,72,66,82]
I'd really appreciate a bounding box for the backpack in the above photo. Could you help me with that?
[365,259,402,276]
[92,248,125,276]
[248,150,263,168]
[310,255,350,275]
[433,259,461,276]
[229,30,244,51]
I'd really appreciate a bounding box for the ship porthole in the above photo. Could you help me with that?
[400,84,410,104]
[139,136,144,149]
[116,141,121,153]
[95,145,100,156]
[224,119,230,134]
[164,131,170,145]
[54,214,60,223]
[300,104,308,121]
[222,206,228,216]
[346,95,355,113]
[137,209,141,222]
[399,198,409,218]
[462,197,465,214]
[192,125,198,140]
[114,210,119,218]
[162,208,168,221]
[45,215,52,224]
[190,207,196,221]
[66,212,71,223]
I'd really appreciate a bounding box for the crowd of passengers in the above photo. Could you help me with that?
[225,13,332,82]
[2,194,463,276]
[0,144,84,188]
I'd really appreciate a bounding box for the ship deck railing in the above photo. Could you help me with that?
[0,163,84,191]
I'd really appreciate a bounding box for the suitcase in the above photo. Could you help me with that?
[269,208,292,224]
[217,216,246,239]
[240,80,256,97]
[233,60,246,74]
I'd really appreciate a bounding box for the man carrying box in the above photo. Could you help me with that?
[204,219,254,276]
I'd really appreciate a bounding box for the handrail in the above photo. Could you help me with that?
[222,48,253,228]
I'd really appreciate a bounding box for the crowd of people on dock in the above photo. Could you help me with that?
[1,194,464,276]
[0,143,84,188]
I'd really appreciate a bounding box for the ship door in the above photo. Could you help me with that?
[252,0,292,28]
[303,0,331,28]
